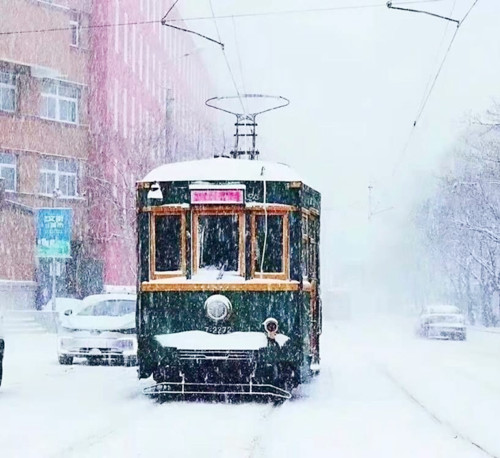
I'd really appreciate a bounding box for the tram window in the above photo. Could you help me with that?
[198,215,239,272]
[308,215,318,279]
[155,215,181,272]
[302,214,309,278]
[255,215,283,273]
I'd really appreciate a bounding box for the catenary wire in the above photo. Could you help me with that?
[208,0,246,114]
[159,0,223,47]
[391,0,481,176]
[165,0,445,22]
[0,1,444,36]
[231,16,249,113]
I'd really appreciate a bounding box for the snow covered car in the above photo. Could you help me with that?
[43,297,84,329]
[57,294,137,365]
[417,305,467,340]
[44,297,84,316]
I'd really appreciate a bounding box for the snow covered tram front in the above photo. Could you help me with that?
[135,158,321,400]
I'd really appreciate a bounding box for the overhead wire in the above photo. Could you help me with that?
[415,0,458,120]
[0,1,445,36]
[165,0,446,22]
[231,16,249,113]
[160,0,223,48]
[208,0,246,114]
[391,0,481,176]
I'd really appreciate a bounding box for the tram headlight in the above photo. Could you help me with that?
[204,295,232,321]
[263,317,279,339]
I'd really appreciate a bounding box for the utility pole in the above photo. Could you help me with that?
[51,189,61,312]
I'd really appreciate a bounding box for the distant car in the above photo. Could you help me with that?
[417,305,467,340]
[0,309,4,387]
[57,293,137,366]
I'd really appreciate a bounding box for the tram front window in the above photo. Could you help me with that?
[155,214,181,272]
[256,214,284,273]
[197,215,239,275]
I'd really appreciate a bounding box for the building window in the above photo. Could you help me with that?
[40,80,79,124]
[0,152,17,192]
[39,157,79,198]
[70,14,80,47]
[0,71,16,113]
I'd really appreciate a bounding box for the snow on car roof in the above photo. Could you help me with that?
[82,293,136,305]
[424,305,461,314]
[140,157,305,184]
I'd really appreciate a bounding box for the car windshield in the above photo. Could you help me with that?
[77,300,135,317]
[427,314,462,324]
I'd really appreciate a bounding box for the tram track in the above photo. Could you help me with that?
[380,364,499,458]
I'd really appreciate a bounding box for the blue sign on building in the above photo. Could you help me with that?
[36,208,73,258]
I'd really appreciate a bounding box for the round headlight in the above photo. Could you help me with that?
[205,295,232,321]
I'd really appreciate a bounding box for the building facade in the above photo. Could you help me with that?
[0,0,217,308]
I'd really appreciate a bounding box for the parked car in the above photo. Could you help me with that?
[57,293,137,366]
[43,297,84,329]
[43,297,84,315]
[417,305,467,340]
[0,309,4,387]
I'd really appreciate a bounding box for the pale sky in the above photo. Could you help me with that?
[176,0,500,292]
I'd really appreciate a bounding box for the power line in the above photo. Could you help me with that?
[164,0,445,22]
[159,0,223,48]
[0,19,159,36]
[161,0,180,23]
[0,1,444,36]
[390,0,481,176]
[208,0,246,114]
[231,16,248,113]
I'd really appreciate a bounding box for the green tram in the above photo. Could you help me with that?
[136,157,321,400]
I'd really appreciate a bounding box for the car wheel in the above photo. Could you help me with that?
[59,355,73,365]
[460,333,467,341]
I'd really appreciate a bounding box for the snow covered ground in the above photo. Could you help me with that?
[1,317,499,458]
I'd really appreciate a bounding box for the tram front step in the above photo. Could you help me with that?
[143,381,291,399]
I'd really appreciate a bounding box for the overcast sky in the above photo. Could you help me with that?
[177,0,499,291]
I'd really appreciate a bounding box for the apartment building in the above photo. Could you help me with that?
[0,0,92,308]
[88,0,215,291]
[0,0,217,308]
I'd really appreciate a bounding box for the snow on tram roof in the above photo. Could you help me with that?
[141,157,305,184]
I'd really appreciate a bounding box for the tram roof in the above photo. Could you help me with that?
[141,157,308,185]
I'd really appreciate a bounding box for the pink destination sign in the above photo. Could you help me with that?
[191,189,244,204]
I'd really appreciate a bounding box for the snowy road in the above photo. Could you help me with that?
[1,318,500,458]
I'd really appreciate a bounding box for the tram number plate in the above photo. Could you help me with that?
[205,326,232,334]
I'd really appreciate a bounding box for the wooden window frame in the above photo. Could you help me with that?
[149,207,187,279]
[308,212,318,280]
[251,210,290,280]
[301,210,309,280]
[191,206,246,277]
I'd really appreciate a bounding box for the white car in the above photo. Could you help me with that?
[417,305,467,340]
[43,297,84,315]
[57,294,137,365]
